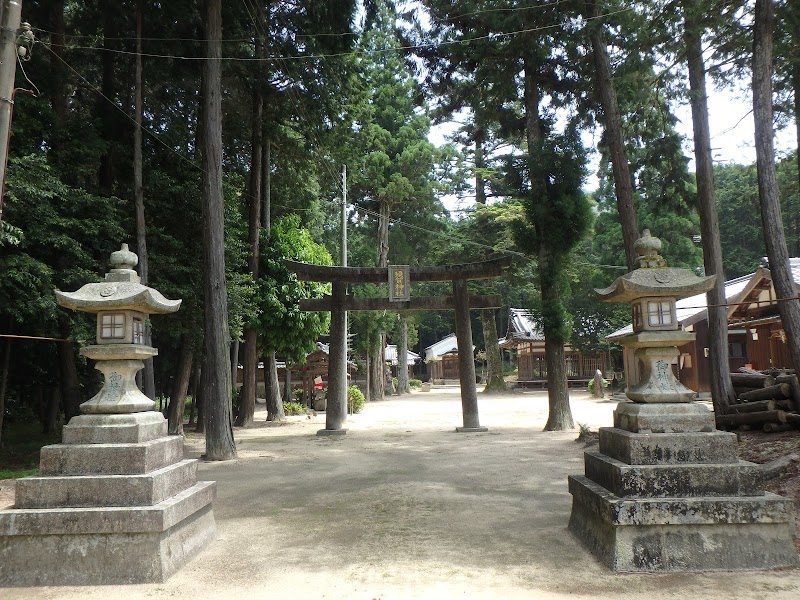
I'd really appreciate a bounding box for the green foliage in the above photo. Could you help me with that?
[514,126,593,347]
[587,377,609,394]
[282,401,306,416]
[409,379,422,389]
[254,215,332,364]
[347,385,366,414]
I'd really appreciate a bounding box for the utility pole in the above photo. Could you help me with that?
[0,0,22,224]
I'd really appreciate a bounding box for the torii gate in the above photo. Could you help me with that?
[286,256,512,436]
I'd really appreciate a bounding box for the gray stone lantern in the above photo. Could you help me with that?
[54,243,180,414]
[594,230,715,403]
[0,244,216,586]
[567,230,798,572]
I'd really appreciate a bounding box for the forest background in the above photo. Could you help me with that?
[0,0,799,457]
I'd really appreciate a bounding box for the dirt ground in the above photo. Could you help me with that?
[1,387,799,599]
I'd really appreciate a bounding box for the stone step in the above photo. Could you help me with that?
[568,474,799,572]
[14,460,198,509]
[0,481,215,536]
[62,411,168,444]
[568,475,793,526]
[0,482,217,586]
[583,451,763,498]
[39,436,184,476]
[598,427,738,465]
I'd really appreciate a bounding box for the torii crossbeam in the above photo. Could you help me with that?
[287,257,512,435]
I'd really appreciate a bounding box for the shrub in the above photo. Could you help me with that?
[282,401,305,416]
[587,376,609,394]
[347,385,365,414]
[409,379,422,389]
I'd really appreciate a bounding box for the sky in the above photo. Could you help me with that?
[429,84,798,216]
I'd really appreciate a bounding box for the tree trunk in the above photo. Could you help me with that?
[370,200,390,401]
[586,0,639,270]
[43,387,60,435]
[684,5,735,413]
[133,0,156,401]
[753,0,800,376]
[523,55,573,431]
[188,363,201,428]
[475,118,486,205]
[378,201,390,268]
[98,3,116,196]
[168,336,193,435]
[283,365,292,404]
[453,278,482,429]
[369,343,384,401]
[265,352,285,421]
[237,81,264,428]
[397,316,409,394]
[792,12,800,206]
[481,309,506,392]
[365,352,371,402]
[57,321,82,422]
[0,335,9,445]
[541,248,574,431]
[200,0,236,460]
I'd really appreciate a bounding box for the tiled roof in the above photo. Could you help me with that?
[606,261,799,341]
[385,344,421,366]
[501,308,544,346]
[423,334,472,361]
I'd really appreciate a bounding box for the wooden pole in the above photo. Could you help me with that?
[453,278,486,432]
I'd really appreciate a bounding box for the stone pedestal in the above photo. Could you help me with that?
[568,402,798,571]
[0,412,216,586]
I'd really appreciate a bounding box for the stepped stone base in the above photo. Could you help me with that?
[569,401,799,572]
[0,412,216,586]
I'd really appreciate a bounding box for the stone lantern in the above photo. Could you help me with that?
[594,230,714,404]
[0,244,216,586]
[54,243,180,414]
[567,230,798,572]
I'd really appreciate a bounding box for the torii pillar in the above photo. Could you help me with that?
[288,257,512,435]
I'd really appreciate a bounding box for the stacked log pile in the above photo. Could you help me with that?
[716,367,800,432]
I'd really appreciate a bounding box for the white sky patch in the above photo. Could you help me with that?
[430,86,797,215]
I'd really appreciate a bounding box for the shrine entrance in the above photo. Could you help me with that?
[286,257,512,436]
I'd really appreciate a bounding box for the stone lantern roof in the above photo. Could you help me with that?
[594,230,716,303]
[55,244,181,314]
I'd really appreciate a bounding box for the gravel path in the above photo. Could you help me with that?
[3,387,799,599]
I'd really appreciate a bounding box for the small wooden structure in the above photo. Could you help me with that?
[385,344,420,381]
[501,308,607,387]
[423,334,472,382]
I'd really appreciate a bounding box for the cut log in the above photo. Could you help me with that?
[775,374,800,412]
[786,413,800,426]
[728,399,778,413]
[715,410,788,427]
[738,383,791,402]
[730,372,775,388]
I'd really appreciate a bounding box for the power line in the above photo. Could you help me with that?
[40,7,635,63]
